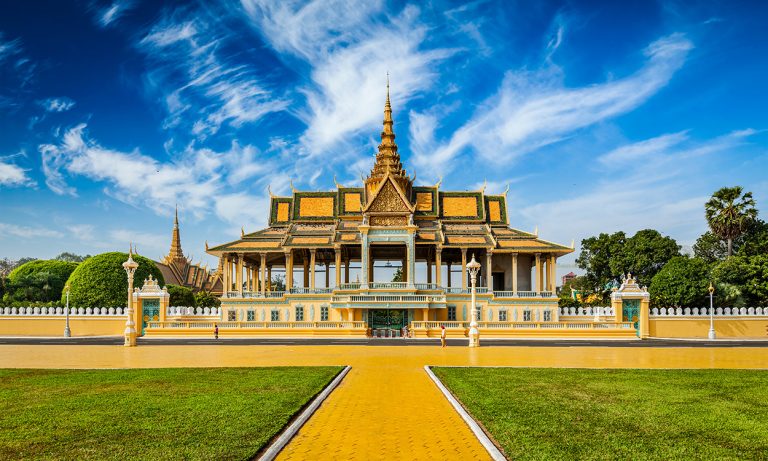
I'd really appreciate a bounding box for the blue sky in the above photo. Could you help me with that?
[1,0,766,274]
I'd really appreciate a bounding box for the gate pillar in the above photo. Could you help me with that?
[610,273,650,338]
[132,275,170,336]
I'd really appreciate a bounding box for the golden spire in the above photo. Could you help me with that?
[366,74,411,195]
[167,205,185,263]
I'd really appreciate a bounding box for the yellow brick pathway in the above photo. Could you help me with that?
[1,344,766,460]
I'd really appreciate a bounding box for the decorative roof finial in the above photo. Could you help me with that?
[503,184,509,196]
[267,184,275,198]
[334,175,345,189]
[290,179,297,193]
[534,225,538,236]
[241,226,245,238]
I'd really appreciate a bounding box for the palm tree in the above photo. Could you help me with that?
[705,186,758,257]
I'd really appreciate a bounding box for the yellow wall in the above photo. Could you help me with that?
[650,318,768,339]
[0,318,125,337]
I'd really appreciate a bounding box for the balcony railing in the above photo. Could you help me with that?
[147,321,367,330]
[289,287,333,294]
[493,291,555,298]
[411,321,635,330]
[368,282,409,289]
[414,283,440,290]
[332,294,446,304]
[338,283,361,290]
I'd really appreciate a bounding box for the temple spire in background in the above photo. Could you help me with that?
[167,205,184,262]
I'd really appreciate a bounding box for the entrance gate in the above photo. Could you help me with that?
[368,309,407,337]
[141,298,160,335]
[622,299,640,337]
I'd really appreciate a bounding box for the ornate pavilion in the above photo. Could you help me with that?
[205,85,574,335]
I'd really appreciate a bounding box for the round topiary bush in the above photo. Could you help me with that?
[6,260,79,303]
[63,252,164,308]
[166,284,195,307]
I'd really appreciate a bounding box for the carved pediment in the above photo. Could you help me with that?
[366,177,412,213]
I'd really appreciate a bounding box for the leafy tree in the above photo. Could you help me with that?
[194,290,221,308]
[615,229,680,286]
[6,260,79,303]
[0,257,37,277]
[63,252,164,308]
[54,252,91,263]
[649,256,710,308]
[736,219,768,257]
[711,255,768,307]
[577,230,680,299]
[167,284,196,307]
[695,219,768,263]
[392,267,403,282]
[270,274,285,292]
[705,186,757,257]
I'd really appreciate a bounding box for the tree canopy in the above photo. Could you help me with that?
[63,252,164,308]
[705,186,757,256]
[649,256,711,308]
[576,229,680,299]
[4,260,79,304]
[711,255,768,307]
[194,290,221,308]
[53,252,91,263]
[167,284,195,307]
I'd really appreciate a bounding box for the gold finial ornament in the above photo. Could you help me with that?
[241,226,245,238]
[503,184,509,196]
[205,240,209,251]
[570,239,575,249]
[364,75,412,199]
[435,176,443,188]
[534,226,538,236]
[334,175,345,188]
[708,282,715,294]
[267,184,275,198]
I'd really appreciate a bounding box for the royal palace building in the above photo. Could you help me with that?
[205,86,575,336]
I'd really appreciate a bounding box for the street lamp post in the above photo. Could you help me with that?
[708,282,716,340]
[64,283,71,338]
[467,254,482,347]
[123,246,139,347]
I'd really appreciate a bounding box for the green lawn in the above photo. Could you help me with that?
[0,367,343,460]
[432,367,768,460]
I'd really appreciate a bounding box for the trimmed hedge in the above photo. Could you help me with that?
[6,260,79,303]
[63,252,164,308]
[166,284,195,307]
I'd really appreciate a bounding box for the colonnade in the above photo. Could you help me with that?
[219,248,558,294]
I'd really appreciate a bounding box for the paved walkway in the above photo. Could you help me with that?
[1,345,766,460]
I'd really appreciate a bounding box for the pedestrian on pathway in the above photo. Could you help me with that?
[214,324,219,340]
[440,325,447,348]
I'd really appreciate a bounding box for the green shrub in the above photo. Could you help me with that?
[649,256,711,308]
[63,252,164,308]
[6,260,78,303]
[194,290,221,308]
[166,284,195,307]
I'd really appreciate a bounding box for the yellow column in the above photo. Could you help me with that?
[549,255,557,292]
[640,298,650,338]
[422,308,429,322]
[260,253,267,297]
[284,251,293,291]
[221,254,229,294]
[461,248,467,290]
[486,251,493,290]
[344,257,350,284]
[267,266,272,291]
[512,253,518,294]
[435,247,442,287]
[236,253,243,296]
[310,249,316,290]
[535,253,542,293]
[335,248,342,288]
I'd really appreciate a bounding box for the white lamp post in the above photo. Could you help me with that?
[467,254,482,347]
[123,246,139,347]
[64,283,71,338]
[708,282,716,340]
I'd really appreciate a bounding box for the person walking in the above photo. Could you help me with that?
[214,323,219,340]
[440,324,447,348]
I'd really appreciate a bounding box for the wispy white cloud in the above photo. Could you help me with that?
[242,1,454,162]
[96,0,135,28]
[0,222,63,239]
[520,128,761,253]
[412,33,694,178]
[138,11,288,138]
[0,153,35,188]
[38,97,75,113]
[37,123,278,229]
